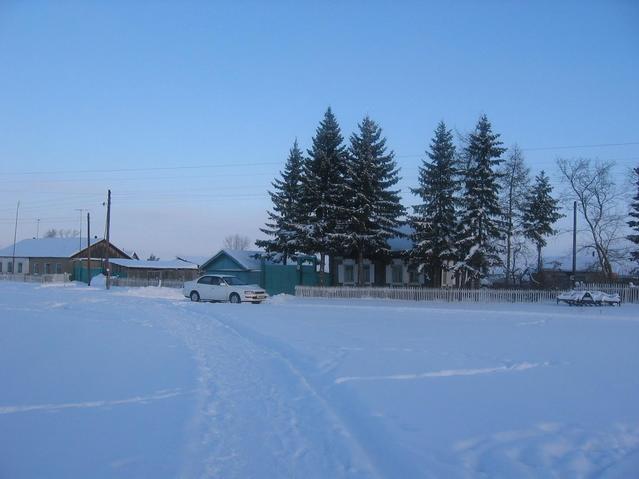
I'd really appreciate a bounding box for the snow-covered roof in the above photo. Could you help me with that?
[110,258,198,270]
[175,255,209,268]
[223,249,268,270]
[0,237,102,258]
[202,249,275,271]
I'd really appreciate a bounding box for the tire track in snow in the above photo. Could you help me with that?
[334,361,549,384]
[0,388,189,415]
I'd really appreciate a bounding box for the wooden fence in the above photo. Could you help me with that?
[0,273,71,284]
[295,285,639,304]
[110,277,184,289]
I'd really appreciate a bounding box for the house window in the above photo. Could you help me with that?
[45,264,51,274]
[0,262,3,273]
[32,263,39,274]
[408,267,419,284]
[56,264,62,274]
[7,262,13,273]
[391,264,403,284]
[17,263,23,273]
[344,264,354,284]
[363,264,371,284]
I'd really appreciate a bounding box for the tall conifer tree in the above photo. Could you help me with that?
[256,140,304,264]
[409,121,459,286]
[627,166,639,264]
[455,115,505,286]
[300,107,350,284]
[521,171,562,272]
[345,116,405,285]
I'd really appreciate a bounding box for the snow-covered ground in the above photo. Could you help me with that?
[1,283,638,478]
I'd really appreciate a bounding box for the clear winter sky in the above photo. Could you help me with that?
[1,1,638,260]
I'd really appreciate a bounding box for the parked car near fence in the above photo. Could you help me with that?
[183,274,268,303]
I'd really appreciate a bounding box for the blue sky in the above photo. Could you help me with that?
[1,1,638,258]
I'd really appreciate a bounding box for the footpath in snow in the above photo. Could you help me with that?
[1,282,638,478]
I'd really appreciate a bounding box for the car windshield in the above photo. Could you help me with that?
[223,276,246,286]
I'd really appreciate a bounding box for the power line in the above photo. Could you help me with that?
[0,161,281,177]
[0,142,637,176]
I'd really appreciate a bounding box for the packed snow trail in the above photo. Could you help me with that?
[163,301,380,478]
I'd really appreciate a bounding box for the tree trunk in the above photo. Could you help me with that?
[357,249,364,287]
[505,230,512,286]
[536,244,542,274]
[319,252,325,286]
[431,264,441,288]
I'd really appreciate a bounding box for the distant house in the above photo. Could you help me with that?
[200,249,319,294]
[109,258,199,282]
[331,229,455,288]
[0,237,130,279]
[200,250,271,285]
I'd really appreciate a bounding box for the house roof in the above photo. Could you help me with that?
[175,255,209,268]
[0,237,103,258]
[201,249,274,271]
[110,258,198,270]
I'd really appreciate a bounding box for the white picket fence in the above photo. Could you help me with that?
[0,273,71,284]
[575,283,639,304]
[295,285,639,304]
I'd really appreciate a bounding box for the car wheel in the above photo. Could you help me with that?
[190,291,200,302]
[229,293,241,304]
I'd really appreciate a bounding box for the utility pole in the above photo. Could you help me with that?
[87,212,92,286]
[11,201,20,275]
[105,190,111,289]
[75,208,84,250]
[572,200,577,287]
[36,218,40,239]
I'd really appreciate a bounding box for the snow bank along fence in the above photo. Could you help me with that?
[295,285,639,304]
[0,273,71,284]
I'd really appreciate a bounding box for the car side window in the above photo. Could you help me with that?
[197,276,212,285]
[210,276,221,286]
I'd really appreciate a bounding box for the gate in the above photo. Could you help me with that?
[262,256,320,295]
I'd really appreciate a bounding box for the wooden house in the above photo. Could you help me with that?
[0,237,129,280]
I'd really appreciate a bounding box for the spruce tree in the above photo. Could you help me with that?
[256,140,304,264]
[521,171,562,273]
[409,121,459,287]
[345,116,405,285]
[455,114,505,286]
[628,166,639,264]
[300,107,350,284]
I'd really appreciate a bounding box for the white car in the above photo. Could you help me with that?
[183,274,268,304]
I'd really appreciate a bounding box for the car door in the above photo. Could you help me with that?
[209,276,225,301]
[196,276,213,300]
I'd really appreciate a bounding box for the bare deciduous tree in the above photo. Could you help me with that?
[557,158,627,278]
[498,145,530,284]
[223,234,251,250]
[43,228,79,238]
